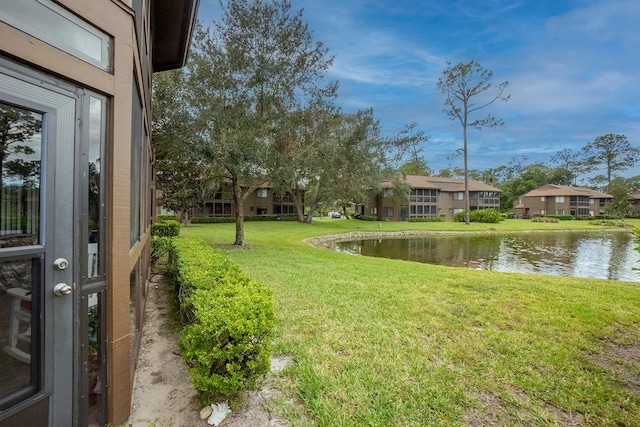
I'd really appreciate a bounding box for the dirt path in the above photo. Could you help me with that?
[128,274,286,427]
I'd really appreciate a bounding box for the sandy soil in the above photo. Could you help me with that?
[127,274,288,427]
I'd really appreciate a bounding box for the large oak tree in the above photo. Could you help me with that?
[186,0,336,244]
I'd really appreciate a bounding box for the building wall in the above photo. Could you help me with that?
[1,1,153,424]
[363,189,501,221]
[194,188,300,218]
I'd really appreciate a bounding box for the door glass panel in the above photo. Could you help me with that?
[0,257,40,409]
[87,97,103,279]
[0,103,42,247]
[86,291,105,426]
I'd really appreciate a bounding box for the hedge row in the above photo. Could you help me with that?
[454,209,503,223]
[167,238,276,403]
[151,219,182,263]
[191,215,299,223]
[408,216,445,223]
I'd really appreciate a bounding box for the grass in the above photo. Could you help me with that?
[181,219,640,426]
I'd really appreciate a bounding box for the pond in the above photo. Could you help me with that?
[331,231,640,282]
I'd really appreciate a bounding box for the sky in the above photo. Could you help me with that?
[196,0,640,178]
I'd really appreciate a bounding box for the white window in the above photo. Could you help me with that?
[257,188,268,198]
[385,207,394,217]
[370,207,377,215]
[555,196,565,203]
[453,208,464,214]
[554,209,564,215]
[382,190,392,198]
[541,210,546,215]
[590,199,594,205]
[540,196,545,201]
[454,192,464,200]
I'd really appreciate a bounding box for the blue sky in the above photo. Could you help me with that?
[196,0,640,177]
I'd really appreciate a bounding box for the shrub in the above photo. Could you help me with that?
[151,236,173,264]
[543,215,573,221]
[157,214,177,222]
[151,219,181,237]
[454,209,503,223]
[408,216,445,222]
[532,216,559,223]
[354,215,378,221]
[191,215,282,224]
[151,220,181,263]
[168,237,276,404]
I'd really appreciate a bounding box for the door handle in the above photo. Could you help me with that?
[53,283,72,297]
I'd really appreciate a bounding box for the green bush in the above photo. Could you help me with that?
[157,214,177,222]
[191,215,283,224]
[532,216,559,223]
[168,237,276,403]
[543,215,573,221]
[354,215,378,221]
[151,220,181,237]
[454,209,503,223]
[408,216,445,222]
[151,236,173,264]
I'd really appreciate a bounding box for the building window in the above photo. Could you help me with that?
[382,189,392,198]
[0,0,112,71]
[257,188,268,198]
[454,192,463,200]
[130,82,142,247]
[385,207,394,217]
[554,209,564,215]
[555,196,565,203]
[590,199,594,205]
[370,207,377,215]
[540,196,545,201]
[541,210,546,215]
[453,208,463,214]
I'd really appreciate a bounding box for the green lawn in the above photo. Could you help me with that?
[182,219,640,426]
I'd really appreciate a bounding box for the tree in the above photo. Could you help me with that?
[152,70,216,224]
[270,107,420,223]
[583,134,639,189]
[498,163,572,211]
[437,61,509,224]
[605,176,632,217]
[550,148,593,185]
[187,0,337,244]
[398,124,431,176]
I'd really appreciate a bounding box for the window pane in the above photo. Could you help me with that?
[130,84,142,247]
[0,258,40,409]
[88,97,103,278]
[0,0,112,71]
[1,103,42,247]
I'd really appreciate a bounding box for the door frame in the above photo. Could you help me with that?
[0,59,78,426]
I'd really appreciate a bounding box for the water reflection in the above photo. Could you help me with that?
[332,231,640,282]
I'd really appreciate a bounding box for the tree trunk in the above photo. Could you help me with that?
[289,188,306,223]
[232,178,245,246]
[463,116,470,225]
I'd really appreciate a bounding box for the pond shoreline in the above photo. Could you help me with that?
[304,227,633,248]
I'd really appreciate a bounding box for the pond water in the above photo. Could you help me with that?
[331,231,640,282]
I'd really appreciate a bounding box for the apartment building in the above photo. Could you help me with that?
[359,175,502,221]
[513,184,612,218]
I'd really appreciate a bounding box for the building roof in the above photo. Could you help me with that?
[382,175,502,193]
[152,0,199,71]
[522,184,612,199]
